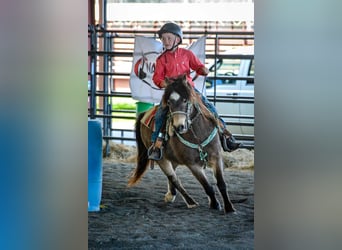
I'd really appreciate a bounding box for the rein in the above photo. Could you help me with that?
[169,101,193,131]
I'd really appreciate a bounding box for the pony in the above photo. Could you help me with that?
[128,74,236,214]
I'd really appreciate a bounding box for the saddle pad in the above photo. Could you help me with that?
[141,105,158,131]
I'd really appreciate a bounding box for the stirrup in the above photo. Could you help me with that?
[147,144,163,161]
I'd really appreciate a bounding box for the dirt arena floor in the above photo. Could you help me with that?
[88,144,254,249]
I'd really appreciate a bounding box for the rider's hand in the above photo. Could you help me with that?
[197,66,209,76]
[160,80,167,88]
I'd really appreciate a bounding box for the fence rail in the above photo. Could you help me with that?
[88,26,254,156]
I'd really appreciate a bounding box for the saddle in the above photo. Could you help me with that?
[141,105,168,139]
[140,105,158,131]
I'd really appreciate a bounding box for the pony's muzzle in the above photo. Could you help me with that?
[174,124,187,134]
[171,112,189,134]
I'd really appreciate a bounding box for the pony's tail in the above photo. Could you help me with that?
[128,112,150,187]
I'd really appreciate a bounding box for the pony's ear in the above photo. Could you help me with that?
[181,74,191,88]
[164,77,171,86]
[181,74,192,91]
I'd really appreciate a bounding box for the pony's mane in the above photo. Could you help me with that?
[161,74,218,126]
[162,75,194,106]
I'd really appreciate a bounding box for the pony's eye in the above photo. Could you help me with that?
[167,100,171,106]
[183,98,187,103]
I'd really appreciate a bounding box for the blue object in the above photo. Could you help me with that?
[88,120,103,212]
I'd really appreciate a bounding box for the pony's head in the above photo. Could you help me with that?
[162,74,219,135]
[161,75,198,134]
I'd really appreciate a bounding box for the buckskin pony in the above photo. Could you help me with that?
[128,74,236,214]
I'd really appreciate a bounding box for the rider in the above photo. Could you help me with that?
[148,22,240,160]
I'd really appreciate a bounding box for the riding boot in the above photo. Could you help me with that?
[148,135,164,161]
[221,129,241,152]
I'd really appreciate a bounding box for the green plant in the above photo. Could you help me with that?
[112,102,136,110]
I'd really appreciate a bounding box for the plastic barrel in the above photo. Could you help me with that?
[136,101,154,115]
[88,120,103,212]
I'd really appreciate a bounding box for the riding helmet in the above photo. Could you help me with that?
[157,22,183,44]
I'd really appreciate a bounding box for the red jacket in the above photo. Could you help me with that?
[153,47,205,88]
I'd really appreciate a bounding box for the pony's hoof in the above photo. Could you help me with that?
[187,202,199,209]
[226,210,239,216]
[210,201,222,210]
[164,192,176,203]
[225,207,237,214]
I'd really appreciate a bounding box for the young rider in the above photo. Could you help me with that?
[148,22,240,160]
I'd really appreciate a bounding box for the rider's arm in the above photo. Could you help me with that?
[152,56,166,88]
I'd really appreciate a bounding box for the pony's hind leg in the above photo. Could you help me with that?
[188,165,221,211]
[159,160,198,208]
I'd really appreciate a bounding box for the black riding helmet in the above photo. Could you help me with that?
[157,22,183,44]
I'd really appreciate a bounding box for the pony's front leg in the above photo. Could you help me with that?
[164,180,176,203]
[188,164,222,211]
[211,159,236,214]
[164,163,178,203]
[159,160,198,208]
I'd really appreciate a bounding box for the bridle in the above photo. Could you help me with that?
[168,100,194,134]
